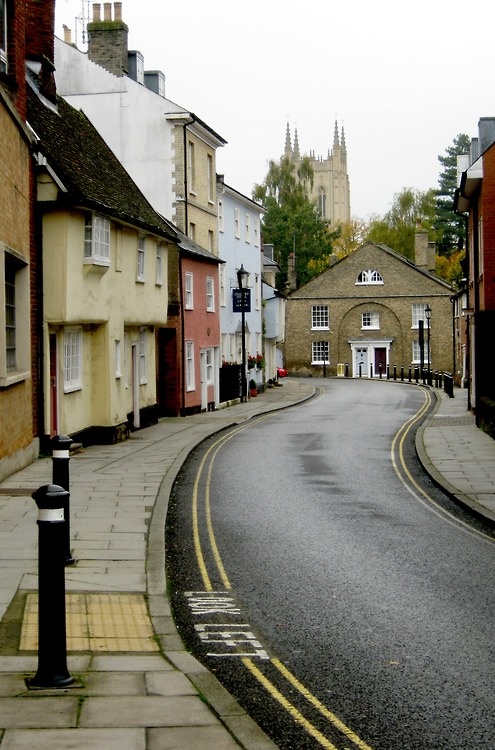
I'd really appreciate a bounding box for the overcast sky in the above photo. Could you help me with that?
[55,0,493,221]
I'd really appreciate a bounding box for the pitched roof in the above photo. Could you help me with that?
[26,82,178,243]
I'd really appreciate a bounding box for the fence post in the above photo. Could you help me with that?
[51,435,75,565]
[28,484,74,688]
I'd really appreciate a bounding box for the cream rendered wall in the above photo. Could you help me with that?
[42,209,169,436]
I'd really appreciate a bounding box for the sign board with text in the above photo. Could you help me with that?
[232,288,251,313]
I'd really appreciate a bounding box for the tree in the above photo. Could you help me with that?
[433,133,471,256]
[253,156,338,289]
[366,187,437,261]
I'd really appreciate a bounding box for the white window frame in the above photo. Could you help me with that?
[188,141,196,193]
[84,213,110,265]
[362,311,380,330]
[234,208,240,239]
[311,341,329,365]
[206,276,215,312]
[208,230,214,255]
[412,303,429,329]
[185,272,194,309]
[220,265,226,307]
[356,269,383,285]
[413,340,430,364]
[311,305,329,330]
[185,340,195,391]
[206,348,214,384]
[218,199,224,233]
[156,244,163,285]
[245,213,251,243]
[0,0,7,73]
[255,274,260,310]
[63,327,82,393]
[115,339,122,378]
[254,218,260,247]
[207,153,214,203]
[137,236,145,281]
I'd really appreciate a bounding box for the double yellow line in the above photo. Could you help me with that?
[190,416,374,750]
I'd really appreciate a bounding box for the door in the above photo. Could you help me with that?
[131,343,140,429]
[200,350,207,412]
[354,347,368,377]
[49,333,58,437]
[374,348,387,376]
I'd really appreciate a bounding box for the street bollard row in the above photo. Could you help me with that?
[27,435,75,689]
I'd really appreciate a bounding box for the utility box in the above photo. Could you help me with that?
[337,363,345,377]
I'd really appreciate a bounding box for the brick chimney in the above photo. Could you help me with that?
[414,223,436,273]
[87,2,129,76]
[25,0,57,104]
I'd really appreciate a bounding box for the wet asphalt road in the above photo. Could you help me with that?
[166,380,495,749]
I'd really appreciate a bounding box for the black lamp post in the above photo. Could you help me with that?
[237,264,248,402]
[425,304,432,384]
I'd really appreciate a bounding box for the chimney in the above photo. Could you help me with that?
[287,252,297,291]
[478,118,495,156]
[87,2,129,76]
[414,223,436,273]
[63,25,72,44]
[25,0,57,104]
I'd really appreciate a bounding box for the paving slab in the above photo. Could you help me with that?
[0,728,145,750]
[0,696,79,727]
[79,695,219,727]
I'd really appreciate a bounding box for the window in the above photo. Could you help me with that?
[84,214,110,264]
[412,303,430,328]
[2,250,29,385]
[188,141,196,192]
[206,348,214,384]
[413,340,430,364]
[356,269,383,284]
[185,272,193,309]
[207,154,214,202]
[186,341,195,390]
[255,274,260,310]
[208,230,214,255]
[156,244,163,285]
[115,340,122,377]
[64,327,82,392]
[0,0,7,73]
[137,236,145,281]
[189,222,196,241]
[245,213,251,243]
[206,277,215,311]
[220,265,226,307]
[254,218,260,247]
[362,312,380,329]
[139,329,147,383]
[312,341,329,365]
[311,305,329,330]
[218,200,224,232]
[318,189,326,218]
[234,208,240,238]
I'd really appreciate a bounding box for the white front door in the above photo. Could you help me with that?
[355,347,368,378]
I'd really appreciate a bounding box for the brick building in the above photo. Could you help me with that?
[285,236,453,378]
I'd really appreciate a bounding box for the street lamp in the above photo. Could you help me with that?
[425,304,432,384]
[237,264,248,402]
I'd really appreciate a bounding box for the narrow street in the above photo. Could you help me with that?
[167,379,495,750]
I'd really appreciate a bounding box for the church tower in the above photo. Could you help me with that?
[284,122,351,225]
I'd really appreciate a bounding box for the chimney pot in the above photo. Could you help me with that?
[63,25,72,44]
[114,2,122,20]
[92,3,101,21]
[103,3,112,21]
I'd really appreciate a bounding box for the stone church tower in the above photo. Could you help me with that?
[284,122,351,226]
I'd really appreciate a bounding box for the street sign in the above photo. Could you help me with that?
[232,288,251,313]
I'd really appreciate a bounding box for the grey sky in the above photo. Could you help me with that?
[55,0,493,220]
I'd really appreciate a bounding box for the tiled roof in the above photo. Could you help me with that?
[26,83,178,243]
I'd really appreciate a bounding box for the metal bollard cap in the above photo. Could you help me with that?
[32,484,68,510]
[50,435,72,452]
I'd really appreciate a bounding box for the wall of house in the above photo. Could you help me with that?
[0,99,37,481]
[285,244,453,376]
[41,209,169,439]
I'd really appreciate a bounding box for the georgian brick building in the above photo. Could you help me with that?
[285,236,453,378]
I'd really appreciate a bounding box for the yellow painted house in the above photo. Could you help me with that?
[27,84,179,447]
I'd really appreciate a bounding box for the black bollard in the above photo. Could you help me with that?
[51,435,75,565]
[28,484,74,688]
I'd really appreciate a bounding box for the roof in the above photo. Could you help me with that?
[176,231,224,265]
[26,81,179,243]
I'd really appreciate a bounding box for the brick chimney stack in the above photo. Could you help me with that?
[414,223,436,273]
[88,2,129,76]
[25,0,57,104]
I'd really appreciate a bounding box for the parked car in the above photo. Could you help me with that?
[277,367,288,378]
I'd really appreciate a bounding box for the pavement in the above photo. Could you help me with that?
[0,377,494,749]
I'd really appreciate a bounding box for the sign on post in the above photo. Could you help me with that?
[232,288,251,313]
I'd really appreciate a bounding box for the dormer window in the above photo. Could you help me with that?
[0,0,7,73]
[84,213,110,266]
[356,269,383,284]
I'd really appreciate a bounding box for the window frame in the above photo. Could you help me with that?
[139,329,147,384]
[185,272,194,309]
[362,311,380,330]
[207,153,214,203]
[137,235,145,281]
[156,244,163,285]
[356,269,383,285]
[1,248,30,386]
[185,340,195,391]
[412,303,430,329]
[206,347,214,385]
[218,199,224,233]
[188,140,196,193]
[206,276,215,312]
[84,213,111,266]
[234,208,240,239]
[63,327,83,393]
[311,305,329,330]
[311,341,329,365]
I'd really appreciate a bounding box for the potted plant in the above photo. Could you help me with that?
[249,379,258,397]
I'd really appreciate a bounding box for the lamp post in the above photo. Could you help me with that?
[237,264,248,402]
[425,304,432,384]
